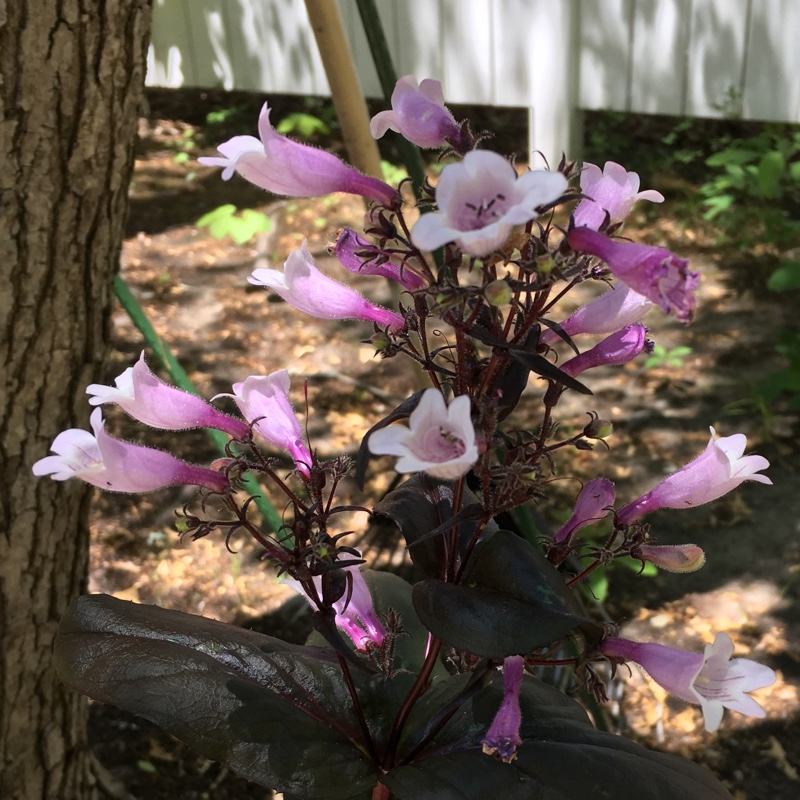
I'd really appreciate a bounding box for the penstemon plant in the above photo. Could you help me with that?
[38,77,776,800]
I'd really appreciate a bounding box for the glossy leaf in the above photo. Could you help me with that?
[54,595,376,798]
[412,531,591,657]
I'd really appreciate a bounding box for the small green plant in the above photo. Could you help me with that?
[757,330,800,413]
[276,112,331,139]
[196,204,272,245]
[698,127,800,248]
[644,344,693,370]
[381,160,408,185]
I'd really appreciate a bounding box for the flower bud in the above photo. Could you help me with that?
[482,655,524,763]
[637,543,706,573]
[485,279,513,307]
[585,418,614,439]
[371,332,391,351]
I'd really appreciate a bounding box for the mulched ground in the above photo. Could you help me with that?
[86,89,800,800]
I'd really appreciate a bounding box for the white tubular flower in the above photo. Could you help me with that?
[411,150,567,257]
[368,389,478,480]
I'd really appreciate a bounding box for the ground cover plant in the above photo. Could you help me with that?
[35,81,786,799]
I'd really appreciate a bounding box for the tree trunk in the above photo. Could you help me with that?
[0,2,152,797]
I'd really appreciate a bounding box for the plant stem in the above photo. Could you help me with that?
[381,637,442,769]
[336,653,380,764]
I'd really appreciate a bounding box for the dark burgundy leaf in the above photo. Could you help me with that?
[386,675,733,800]
[54,595,376,797]
[373,476,498,576]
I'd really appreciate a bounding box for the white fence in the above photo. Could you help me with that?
[147,0,800,164]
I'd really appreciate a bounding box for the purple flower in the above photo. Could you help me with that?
[573,161,664,230]
[482,655,524,762]
[540,284,653,346]
[368,389,478,480]
[198,103,398,206]
[249,241,405,330]
[283,560,386,651]
[553,478,616,544]
[32,409,227,494]
[370,75,463,150]
[218,370,312,478]
[568,227,699,323]
[334,227,425,291]
[560,323,649,378]
[601,632,775,732]
[636,543,706,573]
[412,151,567,257]
[86,352,250,439]
[617,428,771,524]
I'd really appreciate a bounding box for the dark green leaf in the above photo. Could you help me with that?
[767,260,800,292]
[372,476,497,577]
[54,595,376,798]
[757,150,785,198]
[706,148,758,167]
[412,532,592,658]
[362,571,436,675]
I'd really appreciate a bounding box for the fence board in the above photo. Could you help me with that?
[743,0,800,123]
[578,0,634,112]
[686,0,750,118]
[147,0,800,160]
[629,0,692,115]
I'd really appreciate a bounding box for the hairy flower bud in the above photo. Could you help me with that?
[485,279,513,307]
[636,543,706,573]
[585,418,614,439]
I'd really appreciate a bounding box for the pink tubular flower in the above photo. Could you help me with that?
[368,389,478,480]
[617,427,771,524]
[334,227,425,291]
[86,352,250,439]
[482,655,524,763]
[636,543,706,573]
[249,241,405,330]
[560,323,649,378]
[553,478,616,544]
[32,409,227,494]
[198,103,398,206]
[601,632,775,732]
[218,370,312,478]
[568,227,699,323]
[540,284,654,346]
[282,561,386,651]
[573,161,664,230]
[370,75,463,150]
[411,150,567,257]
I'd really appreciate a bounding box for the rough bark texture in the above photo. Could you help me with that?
[0,2,152,797]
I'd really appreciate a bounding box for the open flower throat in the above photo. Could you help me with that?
[414,425,468,463]
[459,191,508,230]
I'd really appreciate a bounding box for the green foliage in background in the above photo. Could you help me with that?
[197,204,272,245]
[698,128,800,249]
[644,344,693,371]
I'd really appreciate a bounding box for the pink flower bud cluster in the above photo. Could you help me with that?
[33,355,313,493]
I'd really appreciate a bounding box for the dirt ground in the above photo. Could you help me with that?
[85,90,800,800]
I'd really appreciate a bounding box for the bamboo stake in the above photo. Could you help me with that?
[304,0,384,180]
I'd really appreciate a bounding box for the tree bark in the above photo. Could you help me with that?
[0,2,152,797]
